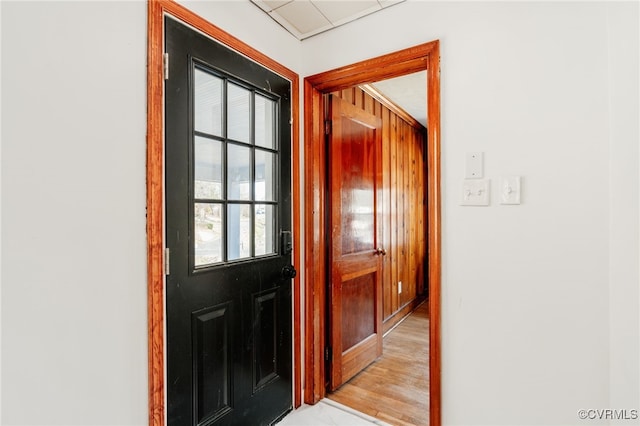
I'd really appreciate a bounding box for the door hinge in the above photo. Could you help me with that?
[324,346,332,362]
[324,119,332,135]
[164,248,170,275]
[163,53,169,80]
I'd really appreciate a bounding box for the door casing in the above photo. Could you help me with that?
[303,41,441,426]
[146,1,301,425]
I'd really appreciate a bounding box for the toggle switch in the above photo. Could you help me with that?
[461,179,490,206]
[500,176,521,205]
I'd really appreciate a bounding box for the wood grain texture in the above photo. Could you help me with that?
[147,1,302,424]
[303,81,326,404]
[310,49,434,92]
[328,302,430,426]
[333,87,427,322]
[146,2,165,426]
[427,44,442,426]
[328,95,383,390]
[291,72,302,410]
[390,113,399,316]
[381,107,392,320]
[304,40,441,426]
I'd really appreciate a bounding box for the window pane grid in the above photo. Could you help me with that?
[194,202,224,266]
[193,66,279,268]
[194,68,224,137]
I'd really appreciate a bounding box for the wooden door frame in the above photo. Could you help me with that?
[303,41,441,426]
[146,1,301,425]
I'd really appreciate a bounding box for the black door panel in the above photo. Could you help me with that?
[165,17,292,426]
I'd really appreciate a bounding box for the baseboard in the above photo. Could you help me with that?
[382,295,427,336]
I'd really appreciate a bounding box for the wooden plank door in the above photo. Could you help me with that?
[328,95,384,390]
[165,17,294,426]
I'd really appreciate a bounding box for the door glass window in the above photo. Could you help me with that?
[193,65,279,268]
[255,150,275,202]
[194,203,223,266]
[194,70,223,137]
[255,204,275,256]
[227,144,251,201]
[194,136,223,200]
[255,94,275,149]
[227,204,252,260]
[227,83,251,143]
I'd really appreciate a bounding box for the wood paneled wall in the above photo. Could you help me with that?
[332,87,427,330]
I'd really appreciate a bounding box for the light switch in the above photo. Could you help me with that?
[500,176,521,205]
[465,152,484,179]
[461,179,490,206]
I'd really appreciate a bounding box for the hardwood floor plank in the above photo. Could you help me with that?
[328,302,429,425]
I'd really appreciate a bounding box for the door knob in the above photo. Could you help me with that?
[281,264,297,279]
[374,247,387,256]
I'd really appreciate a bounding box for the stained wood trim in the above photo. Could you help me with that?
[303,40,441,426]
[309,44,434,92]
[303,79,326,403]
[427,43,442,426]
[146,2,164,426]
[146,2,302,425]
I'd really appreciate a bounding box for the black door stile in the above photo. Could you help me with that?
[165,17,293,426]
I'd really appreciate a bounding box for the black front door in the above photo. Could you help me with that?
[165,17,293,426]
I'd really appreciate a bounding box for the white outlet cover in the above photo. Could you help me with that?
[461,179,490,206]
[500,176,521,205]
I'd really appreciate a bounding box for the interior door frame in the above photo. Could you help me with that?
[303,41,441,426]
[146,1,301,425]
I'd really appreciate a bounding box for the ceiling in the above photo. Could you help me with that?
[251,0,405,41]
[368,71,427,128]
[250,0,426,128]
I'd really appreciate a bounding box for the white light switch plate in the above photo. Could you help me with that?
[461,179,490,206]
[500,176,521,204]
[465,152,484,179]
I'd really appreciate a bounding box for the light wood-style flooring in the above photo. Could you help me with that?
[327,302,429,426]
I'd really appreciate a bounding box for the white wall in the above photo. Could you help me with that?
[1,1,148,424]
[606,1,640,418]
[0,1,301,425]
[1,1,637,426]
[301,1,636,425]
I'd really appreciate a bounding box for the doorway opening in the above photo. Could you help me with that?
[303,41,441,426]
[323,81,429,425]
